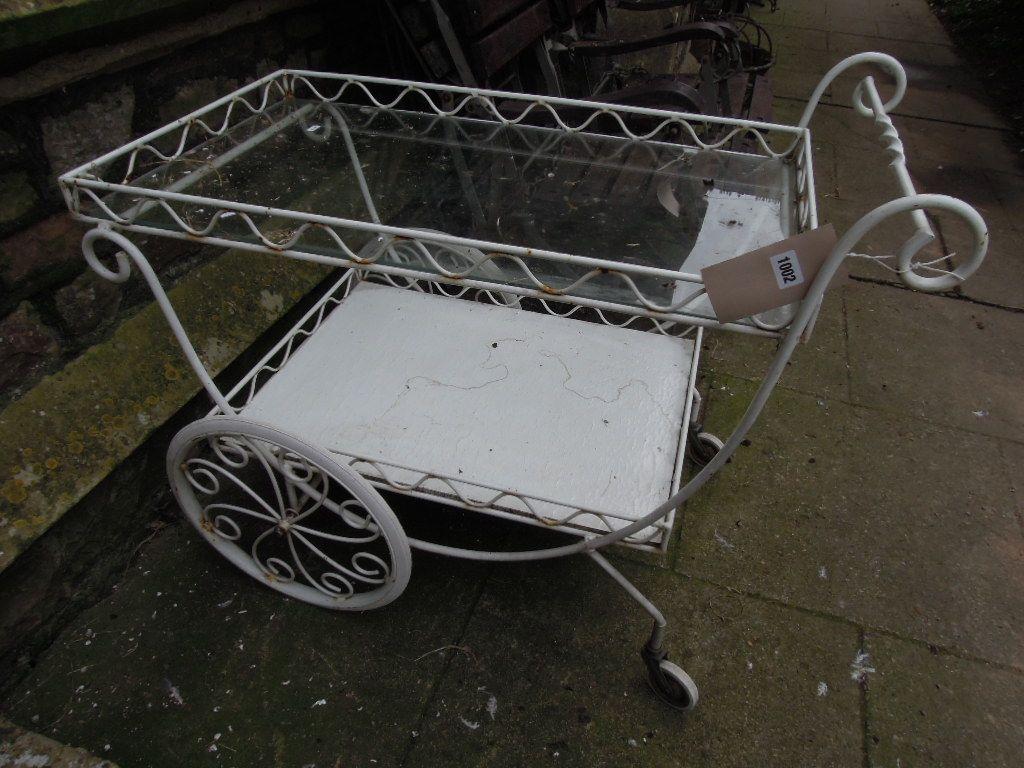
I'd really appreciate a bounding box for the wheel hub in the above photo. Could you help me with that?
[277,509,297,534]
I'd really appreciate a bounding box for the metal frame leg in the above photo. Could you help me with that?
[588,551,698,710]
[588,550,666,644]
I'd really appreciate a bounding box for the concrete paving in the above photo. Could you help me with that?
[4,523,490,767]
[684,373,1024,668]
[866,633,1024,767]
[3,0,1023,766]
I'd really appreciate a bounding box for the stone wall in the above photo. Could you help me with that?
[0,0,391,691]
[0,0,387,406]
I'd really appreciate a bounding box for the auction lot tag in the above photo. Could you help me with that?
[701,225,838,323]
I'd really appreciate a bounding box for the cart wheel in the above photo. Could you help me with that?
[167,416,411,610]
[648,660,699,711]
[686,429,724,469]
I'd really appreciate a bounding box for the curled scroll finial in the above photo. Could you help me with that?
[840,194,988,293]
[82,225,134,283]
[796,52,907,131]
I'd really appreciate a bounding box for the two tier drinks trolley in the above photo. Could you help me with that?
[60,53,988,709]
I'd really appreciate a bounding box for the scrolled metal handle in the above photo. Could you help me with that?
[82,225,135,283]
[796,52,907,131]
[889,197,988,292]
[848,54,906,117]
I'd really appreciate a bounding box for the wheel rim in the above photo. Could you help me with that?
[167,417,411,610]
[654,660,699,711]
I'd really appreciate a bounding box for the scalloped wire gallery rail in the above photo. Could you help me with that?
[58,68,822,336]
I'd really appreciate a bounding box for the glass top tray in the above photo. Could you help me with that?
[59,71,817,333]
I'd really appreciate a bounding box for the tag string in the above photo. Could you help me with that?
[847,251,965,281]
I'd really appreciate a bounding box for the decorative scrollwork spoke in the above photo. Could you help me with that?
[173,420,410,608]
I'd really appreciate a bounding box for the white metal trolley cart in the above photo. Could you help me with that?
[59,53,988,710]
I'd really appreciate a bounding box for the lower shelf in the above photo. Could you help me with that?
[239,281,698,547]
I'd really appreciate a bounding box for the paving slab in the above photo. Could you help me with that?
[1003,439,1024,532]
[917,208,1024,312]
[404,557,863,768]
[1,520,491,768]
[865,633,1024,767]
[845,280,1024,439]
[825,34,960,67]
[677,375,1024,668]
[768,23,830,54]
[936,169,1024,310]
[773,6,828,31]
[773,101,884,153]
[778,79,1005,166]
[765,15,1003,128]
[904,142,1023,236]
[780,12,881,40]
[766,1,949,45]
[902,119,1022,182]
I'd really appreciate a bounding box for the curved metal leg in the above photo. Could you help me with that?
[81,225,234,413]
[588,551,698,710]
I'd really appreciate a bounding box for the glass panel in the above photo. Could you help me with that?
[112,100,793,308]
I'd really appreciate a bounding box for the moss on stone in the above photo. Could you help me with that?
[0,171,37,226]
[0,245,329,572]
[0,717,118,767]
[0,0,192,52]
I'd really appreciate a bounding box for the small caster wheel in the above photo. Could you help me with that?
[642,641,699,711]
[686,429,724,469]
[649,660,699,711]
[696,432,724,453]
